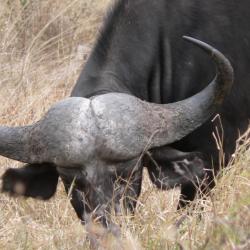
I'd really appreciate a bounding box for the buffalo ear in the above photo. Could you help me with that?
[1,163,59,200]
[145,148,206,189]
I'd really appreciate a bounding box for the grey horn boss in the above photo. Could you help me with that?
[1,36,233,230]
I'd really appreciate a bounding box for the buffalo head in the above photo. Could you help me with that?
[1,37,233,232]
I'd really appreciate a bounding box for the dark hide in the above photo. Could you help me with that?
[2,163,59,200]
[71,0,250,207]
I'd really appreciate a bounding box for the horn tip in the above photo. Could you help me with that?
[182,35,215,55]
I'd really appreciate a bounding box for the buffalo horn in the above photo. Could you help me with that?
[143,36,234,147]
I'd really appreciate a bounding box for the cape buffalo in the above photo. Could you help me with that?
[72,0,249,208]
[0,0,243,231]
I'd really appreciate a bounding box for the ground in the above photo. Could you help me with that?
[0,1,249,249]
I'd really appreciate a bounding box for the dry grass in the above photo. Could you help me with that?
[0,0,249,249]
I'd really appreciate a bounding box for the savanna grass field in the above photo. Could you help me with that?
[0,1,249,249]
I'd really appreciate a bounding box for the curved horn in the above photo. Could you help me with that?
[146,36,234,147]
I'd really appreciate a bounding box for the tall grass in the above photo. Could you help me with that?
[0,1,249,249]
